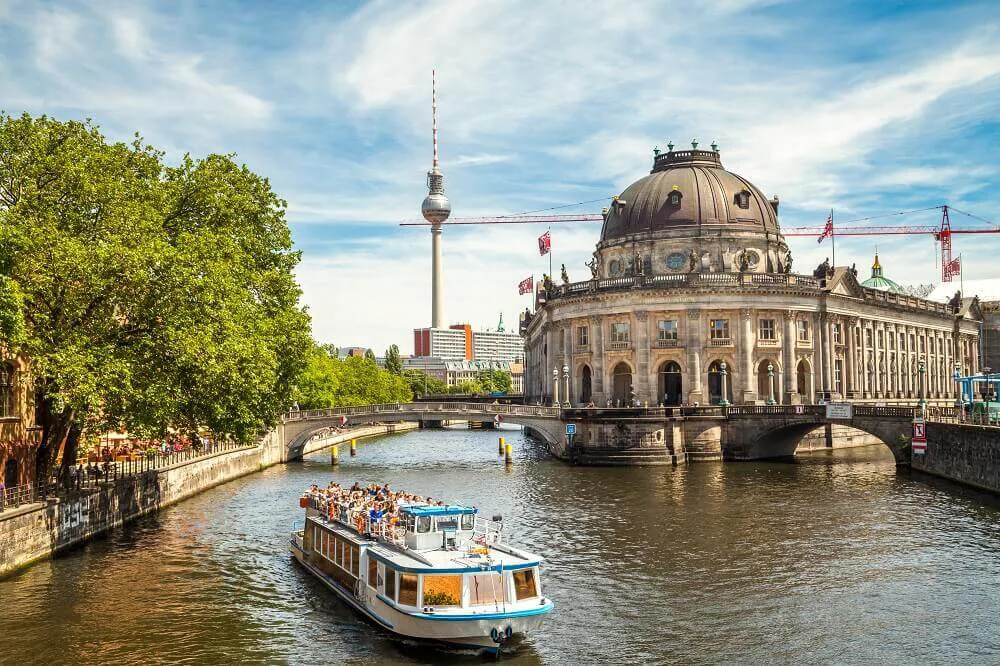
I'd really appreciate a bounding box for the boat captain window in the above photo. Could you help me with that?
[417,516,432,533]
[461,513,474,530]
[436,517,458,531]
[513,568,538,601]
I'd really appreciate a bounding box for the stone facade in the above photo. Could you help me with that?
[911,422,1000,494]
[0,353,39,491]
[522,148,982,408]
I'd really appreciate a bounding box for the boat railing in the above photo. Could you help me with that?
[470,516,503,547]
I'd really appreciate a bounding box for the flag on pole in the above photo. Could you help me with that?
[818,213,833,244]
[518,276,534,295]
[944,256,961,280]
[537,231,551,256]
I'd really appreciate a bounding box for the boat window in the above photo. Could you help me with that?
[417,516,431,533]
[398,573,419,606]
[436,517,458,531]
[335,538,343,567]
[385,567,396,601]
[422,575,462,607]
[351,545,359,575]
[368,557,378,588]
[461,514,474,530]
[513,569,538,601]
[403,514,415,532]
[468,573,509,606]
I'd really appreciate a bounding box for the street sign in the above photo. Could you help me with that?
[825,403,853,419]
[794,405,804,415]
[912,416,927,454]
[566,423,576,435]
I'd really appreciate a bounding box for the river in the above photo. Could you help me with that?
[3,427,1000,665]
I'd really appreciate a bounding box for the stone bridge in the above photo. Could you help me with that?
[271,402,921,466]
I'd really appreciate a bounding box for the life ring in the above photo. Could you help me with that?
[355,514,365,532]
[505,625,513,639]
[490,628,501,644]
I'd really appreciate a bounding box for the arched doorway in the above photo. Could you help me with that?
[707,360,732,405]
[757,359,778,402]
[796,359,811,403]
[579,365,592,404]
[658,361,682,406]
[611,362,633,406]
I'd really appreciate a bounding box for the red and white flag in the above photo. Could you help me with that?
[537,231,551,256]
[518,276,534,295]
[944,256,961,280]
[817,213,833,244]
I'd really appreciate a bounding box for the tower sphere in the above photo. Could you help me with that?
[422,190,452,226]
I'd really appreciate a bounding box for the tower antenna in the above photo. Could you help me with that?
[432,69,439,168]
[421,69,451,328]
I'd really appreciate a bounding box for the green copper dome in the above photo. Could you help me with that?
[860,253,905,293]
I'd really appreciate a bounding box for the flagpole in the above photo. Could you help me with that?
[548,225,552,284]
[831,208,836,269]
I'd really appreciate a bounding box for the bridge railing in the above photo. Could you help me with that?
[282,402,562,422]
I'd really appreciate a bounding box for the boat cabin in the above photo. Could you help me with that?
[400,505,477,550]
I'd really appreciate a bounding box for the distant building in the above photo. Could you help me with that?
[402,356,523,393]
[413,318,523,363]
[338,347,370,359]
[0,353,39,493]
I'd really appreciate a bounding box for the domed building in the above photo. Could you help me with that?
[522,143,983,410]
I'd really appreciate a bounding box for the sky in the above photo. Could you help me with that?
[2,0,1000,354]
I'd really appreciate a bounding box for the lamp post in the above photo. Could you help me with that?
[562,365,571,408]
[552,367,560,408]
[719,361,730,407]
[767,363,776,405]
[954,363,962,408]
[918,355,926,411]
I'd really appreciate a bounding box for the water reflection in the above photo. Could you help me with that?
[1,428,999,664]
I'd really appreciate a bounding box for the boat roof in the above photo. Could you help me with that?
[307,515,541,573]
[399,505,477,516]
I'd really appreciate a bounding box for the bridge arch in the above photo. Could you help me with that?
[729,416,912,464]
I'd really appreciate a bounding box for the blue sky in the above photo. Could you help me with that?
[2,0,1000,354]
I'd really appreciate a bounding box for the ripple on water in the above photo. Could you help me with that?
[2,430,1000,665]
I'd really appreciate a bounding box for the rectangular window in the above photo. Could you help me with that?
[422,575,462,607]
[758,319,776,341]
[368,557,378,588]
[865,329,873,347]
[834,359,843,393]
[351,546,359,575]
[468,573,509,606]
[833,323,842,344]
[900,333,905,350]
[385,567,397,601]
[657,320,678,341]
[611,322,630,343]
[512,569,538,601]
[920,337,925,353]
[577,325,588,347]
[709,319,729,340]
[398,574,419,606]
[797,320,810,342]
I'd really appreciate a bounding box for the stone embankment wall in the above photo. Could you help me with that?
[0,424,408,579]
[911,423,1000,494]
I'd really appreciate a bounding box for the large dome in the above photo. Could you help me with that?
[600,146,780,243]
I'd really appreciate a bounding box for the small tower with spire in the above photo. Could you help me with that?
[421,70,452,329]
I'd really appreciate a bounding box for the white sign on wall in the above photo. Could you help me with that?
[825,403,853,420]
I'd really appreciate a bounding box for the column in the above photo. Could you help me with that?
[783,311,797,404]
[846,318,857,399]
[905,326,914,398]
[635,310,650,405]
[590,316,605,404]
[823,314,834,398]
[741,308,754,403]
[563,327,572,406]
[687,309,704,404]
[543,324,554,401]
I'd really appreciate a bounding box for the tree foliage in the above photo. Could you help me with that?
[384,344,402,375]
[477,368,513,394]
[296,344,410,409]
[0,113,311,480]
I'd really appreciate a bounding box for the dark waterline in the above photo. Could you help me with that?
[2,428,1000,665]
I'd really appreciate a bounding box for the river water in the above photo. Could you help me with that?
[3,427,1000,665]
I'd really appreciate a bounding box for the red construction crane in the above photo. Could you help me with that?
[401,204,999,282]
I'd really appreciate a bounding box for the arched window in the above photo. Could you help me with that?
[611,362,633,407]
[0,362,14,419]
[707,360,732,405]
[658,361,682,406]
[579,365,592,404]
[796,359,812,402]
[757,360,778,401]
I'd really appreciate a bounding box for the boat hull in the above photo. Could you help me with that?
[290,535,548,654]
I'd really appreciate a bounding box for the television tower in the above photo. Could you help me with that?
[421,69,451,328]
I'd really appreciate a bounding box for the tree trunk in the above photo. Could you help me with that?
[33,391,74,495]
[59,419,83,484]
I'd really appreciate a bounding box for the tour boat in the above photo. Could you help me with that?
[290,485,553,655]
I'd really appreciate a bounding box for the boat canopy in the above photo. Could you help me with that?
[400,505,477,517]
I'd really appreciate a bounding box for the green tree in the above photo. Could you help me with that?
[296,343,410,409]
[402,369,447,397]
[384,344,402,375]
[449,380,484,395]
[477,368,513,394]
[364,348,376,362]
[0,113,310,481]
